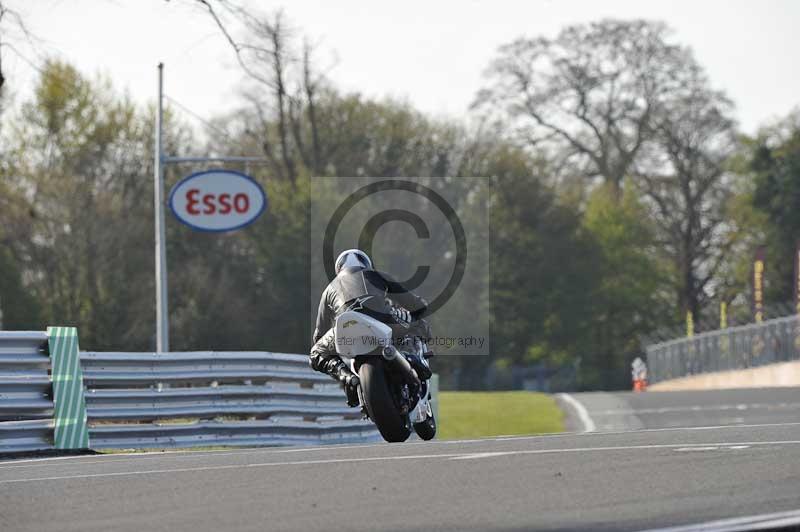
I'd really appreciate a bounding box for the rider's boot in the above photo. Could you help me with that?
[406,352,433,381]
[323,358,361,408]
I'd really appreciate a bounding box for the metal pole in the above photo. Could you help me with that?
[154,63,170,352]
[163,156,270,164]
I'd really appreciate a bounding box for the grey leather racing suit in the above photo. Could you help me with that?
[309,266,429,378]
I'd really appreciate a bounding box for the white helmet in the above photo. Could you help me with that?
[335,249,372,275]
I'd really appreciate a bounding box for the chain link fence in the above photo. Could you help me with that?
[646,314,800,384]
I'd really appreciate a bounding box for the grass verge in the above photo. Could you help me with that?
[438,391,564,440]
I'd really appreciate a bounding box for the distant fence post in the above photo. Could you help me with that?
[47,327,89,449]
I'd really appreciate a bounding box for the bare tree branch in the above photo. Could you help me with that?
[475,20,692,190]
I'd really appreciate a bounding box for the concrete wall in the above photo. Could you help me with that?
[649,360,800,392]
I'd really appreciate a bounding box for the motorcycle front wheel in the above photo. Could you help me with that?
[359,358,411,443]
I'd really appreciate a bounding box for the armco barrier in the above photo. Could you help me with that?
[80,351,381,449]
[0,332,52,423]
[1,330,396,454]
[1,328,89,453]
[0,419,53,453]
[0,331,56,453]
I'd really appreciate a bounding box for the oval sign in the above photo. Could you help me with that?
[168,170,267,232]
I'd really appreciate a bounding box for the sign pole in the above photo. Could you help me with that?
[152,64,269,351]
[154,63,170,352]
[794,240,800,315]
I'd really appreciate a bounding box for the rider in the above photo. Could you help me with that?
[310,249,432,406]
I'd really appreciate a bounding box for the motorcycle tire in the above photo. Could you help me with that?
[359,358,411,443]
[413,415,436,441]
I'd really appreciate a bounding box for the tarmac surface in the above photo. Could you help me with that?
[1,388,799,532]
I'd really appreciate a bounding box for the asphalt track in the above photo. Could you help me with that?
[559,388,800,432]
[1,388,799,532]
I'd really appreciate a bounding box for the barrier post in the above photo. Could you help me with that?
[47,327,90,449]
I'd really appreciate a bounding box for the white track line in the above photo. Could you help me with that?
[468,420,800,443]
[2,439,799,485]
[558,393,597,432]
[3,421,800,469]
[590,402,800,416]
[450,452,515,460]
[638,508,800,532]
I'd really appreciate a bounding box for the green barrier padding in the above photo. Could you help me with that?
[48,327,90,449]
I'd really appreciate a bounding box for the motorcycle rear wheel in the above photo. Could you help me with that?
[359,359,411,443]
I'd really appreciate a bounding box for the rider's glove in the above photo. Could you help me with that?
[410,318,433,342]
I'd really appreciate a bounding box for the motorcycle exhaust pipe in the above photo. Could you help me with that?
[382,345,421,388]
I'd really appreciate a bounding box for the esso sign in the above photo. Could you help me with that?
[168,170,267,232]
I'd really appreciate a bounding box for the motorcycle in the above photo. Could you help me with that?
[334,310,436,442]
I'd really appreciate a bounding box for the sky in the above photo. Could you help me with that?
[4,0,800,137]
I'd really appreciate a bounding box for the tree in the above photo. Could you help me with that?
[474,19,691,192]
[0,1,39,133]
[2,61,188,348]
[476,18,743,328]
[0,179,40,329]
[0,1,32,93]
[748,113,800,304]
[190,1,328,183]
[0,4,43,329]
[582,183,666,388]
[635,66,740,324]
[210,94,502,357]
[489,148,601,383]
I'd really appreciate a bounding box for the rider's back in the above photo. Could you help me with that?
[328,268,400,322]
